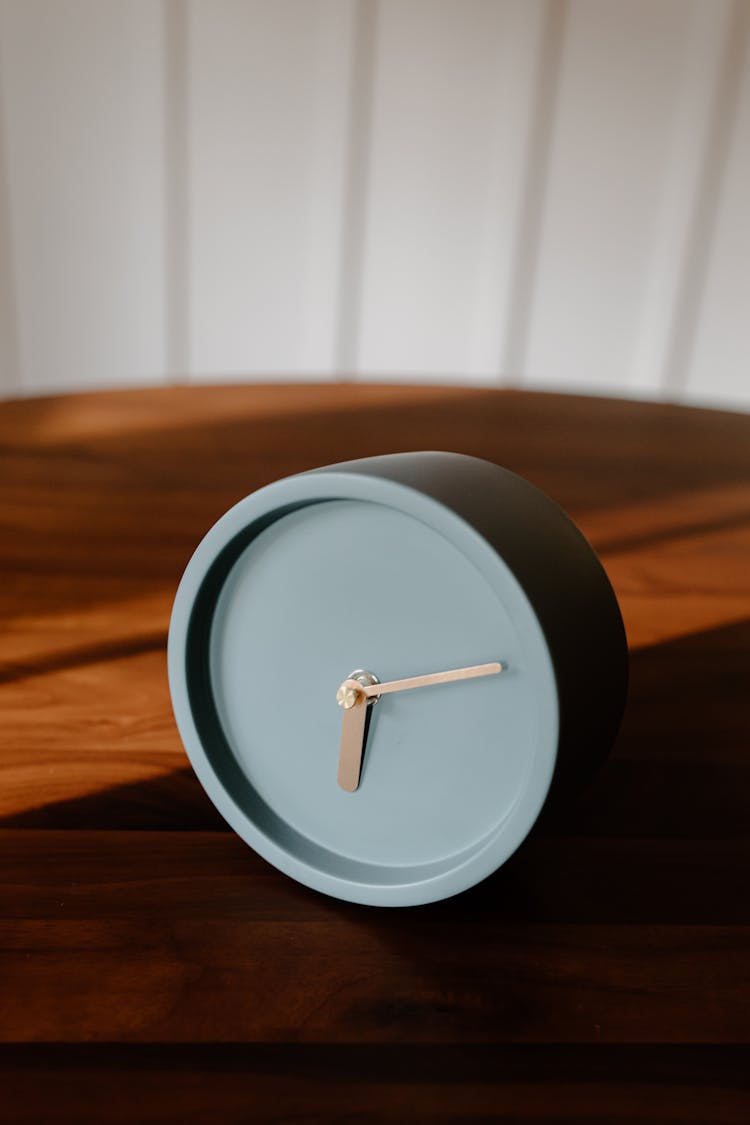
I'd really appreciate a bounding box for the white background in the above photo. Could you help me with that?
[0,0,748,408]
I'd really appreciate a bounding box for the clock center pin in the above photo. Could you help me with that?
[336,683,360,710]
[336,669,381,709]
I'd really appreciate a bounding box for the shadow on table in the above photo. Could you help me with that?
[4,615,748,847]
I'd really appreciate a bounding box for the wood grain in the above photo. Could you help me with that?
[1,385,749,1120]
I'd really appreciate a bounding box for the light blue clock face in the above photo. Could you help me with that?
[204,498,557,887]
[168,465,563,905]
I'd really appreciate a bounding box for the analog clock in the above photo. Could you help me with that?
[168,452,627,906]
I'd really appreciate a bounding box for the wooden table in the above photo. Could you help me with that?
[1,385,749,1122]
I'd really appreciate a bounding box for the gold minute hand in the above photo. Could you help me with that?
[358,661,503,699]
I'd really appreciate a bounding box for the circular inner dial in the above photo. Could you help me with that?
[208,498,555,869]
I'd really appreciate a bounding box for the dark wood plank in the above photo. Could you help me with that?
[1,914,748,1044]
[2,831,750,925]
[2,1045,749,1125]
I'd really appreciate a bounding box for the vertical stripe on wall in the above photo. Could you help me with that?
[684,0,750,407]
[0,0,165,393]
[0,30,21,394]
[187,0,353,379]
[163,0,190,382]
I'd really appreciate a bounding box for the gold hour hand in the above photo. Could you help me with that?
[336,685,369,793]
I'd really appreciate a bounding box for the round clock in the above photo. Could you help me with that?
[168,452,627,906]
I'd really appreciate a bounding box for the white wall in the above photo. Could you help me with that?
[0,0,748,408]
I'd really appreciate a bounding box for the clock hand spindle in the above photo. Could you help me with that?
[336,689,368,792]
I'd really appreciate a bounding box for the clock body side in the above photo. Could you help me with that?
[314,452,628,797]
[168,451,627,904]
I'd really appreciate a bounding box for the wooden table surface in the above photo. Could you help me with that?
[1,385,749,1122]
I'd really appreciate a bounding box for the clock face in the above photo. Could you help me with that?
[169,465,560,905]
